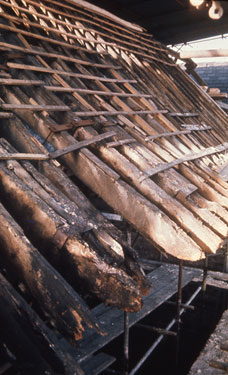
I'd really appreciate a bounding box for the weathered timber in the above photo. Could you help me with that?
[0,22,106,55]
[138,143,228,183]
[0,273,84,374]
[0,112,13,118]
[115,133,228,239]
[168,112,199,117]
[0,79,44,86]
[0,115,150,298]
[25,129,204,260]
[118,120,228,214]
[44,86,153,98]
[0,42,119,69]
[1,2,228,266]
[0,103,70,111]
[1,10,170,64]
[72,110,167,117]
[7,63,136,83]
[0,153,48,160]
[0,139,148,312]
[144,126,212,141]
[76,127,223,254]
[0,0,152,55]
[0,0,155,55]
[50,131,115,159]
[0,201,100,341]
[0,88,205,260]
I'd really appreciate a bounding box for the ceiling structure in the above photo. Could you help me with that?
[84,0,228,45]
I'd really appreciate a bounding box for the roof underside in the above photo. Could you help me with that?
[85,0,228,44]
[0,0,228,329]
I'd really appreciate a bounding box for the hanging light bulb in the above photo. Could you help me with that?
[208,1,224,19]
[189,0,205,9]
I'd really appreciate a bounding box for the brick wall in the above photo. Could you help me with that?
[196,63,228,94]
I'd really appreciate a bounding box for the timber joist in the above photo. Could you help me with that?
[1,2,228,363]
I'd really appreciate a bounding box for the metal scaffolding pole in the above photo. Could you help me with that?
[123,229,131,375]
[129,285,202,375]
[176,260,183,367]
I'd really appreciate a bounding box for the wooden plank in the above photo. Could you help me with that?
[7,63,136,83]
[50,131,115,159]
[0,78,44,86]
[0,152,48,161]
[145,126,212,141]
[139,142,228,183]
[72,110,168,117]
[76,264,201,362]
[44,86,153,98]
[0,112,14,118]
[80,353,116,375]
[168,112,199,117]
[0,103,70,111]
[0,42,119,69]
